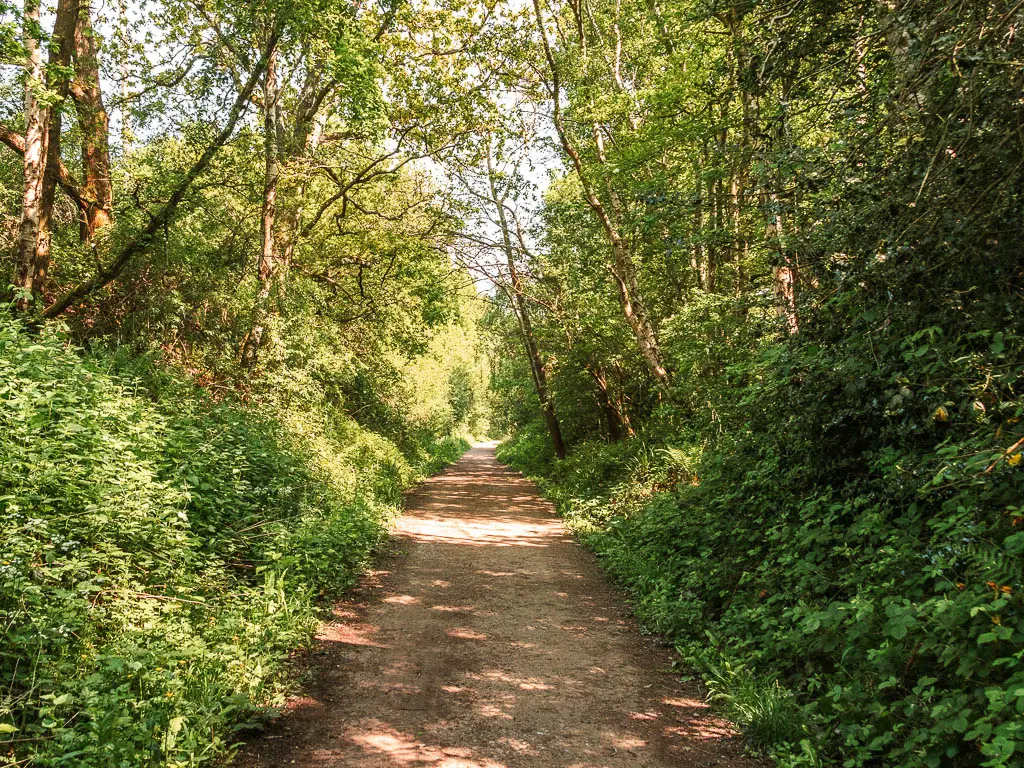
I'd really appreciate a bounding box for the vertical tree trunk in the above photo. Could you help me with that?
[13,0,49,309]
[768,203,798,334]
[486,143,566,459]
[706,172,718,293]
[531,0,670,388]
[70,0,113,240]
[722,8,752,297]
[690,154,705,292]
[516,301,567,460]
[35,0,78,298]
[764,84,799,335]
[278,72,330,275]
[586,362,627,441]
[241,46,281,369]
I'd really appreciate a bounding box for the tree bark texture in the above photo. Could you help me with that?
[531,0,671,388]
[241,45,282,369]
[70,0,113,239]
[13,0,49,308]
[35,0,78,297]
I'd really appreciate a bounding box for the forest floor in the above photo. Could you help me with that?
[234,443,763,768]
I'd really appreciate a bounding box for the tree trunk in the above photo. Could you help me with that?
[13,0,49,309]
[586,362,628,441]
[241,45,281,370]
[531,0,670,388]
[43,25,281,318]
[35,0,78,299]
[518,303,567,460]
[70,0,113,240]
[278,72,330,277]
[486,142,566,459]
[764,88,798,334]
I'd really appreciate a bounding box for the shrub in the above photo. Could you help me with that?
[502,325,1024,767]
[0,317,467,766]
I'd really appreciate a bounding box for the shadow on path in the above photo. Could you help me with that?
[235,443,763,768]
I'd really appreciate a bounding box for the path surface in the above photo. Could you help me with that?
[236,443,762,768]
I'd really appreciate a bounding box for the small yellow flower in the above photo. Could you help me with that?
[1007,453,1021,467]
[165,692,174,698]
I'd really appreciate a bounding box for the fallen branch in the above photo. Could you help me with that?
[984,435,1024,473]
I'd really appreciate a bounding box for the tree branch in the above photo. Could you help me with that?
[43,22,283,318]
[0,121,89,213]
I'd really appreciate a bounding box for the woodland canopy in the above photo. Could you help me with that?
[1,0,1022,766]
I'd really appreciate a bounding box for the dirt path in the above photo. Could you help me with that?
[236,443,763,768]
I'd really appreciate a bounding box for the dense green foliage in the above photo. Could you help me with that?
[0,315,472,766]
[4,0,1023,764]
[490,1,1024,767]
[1,0,489,763]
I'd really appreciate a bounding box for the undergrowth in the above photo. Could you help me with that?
[499,335,1024,768]
[0,317,469,767]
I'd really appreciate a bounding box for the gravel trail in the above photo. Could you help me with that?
[236,442,763,768]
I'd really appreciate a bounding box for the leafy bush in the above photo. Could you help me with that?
[700,654,806,752]
[0,317,467,766]
[502,322,1024,767]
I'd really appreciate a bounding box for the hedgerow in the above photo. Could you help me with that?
[500,323,1024,767]
[0,317,468,766]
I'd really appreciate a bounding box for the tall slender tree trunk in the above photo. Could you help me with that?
[70,0,113,240]
[690,154,705,292]
[241,46,281,369]
[764,86,798,334]
[723,8,752,297]
[515,299,566,460]
[13,0,49,309]
[35,0,78,299]
[531,0,670,388]
[278,74,330,274]
[486,143,566,459]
